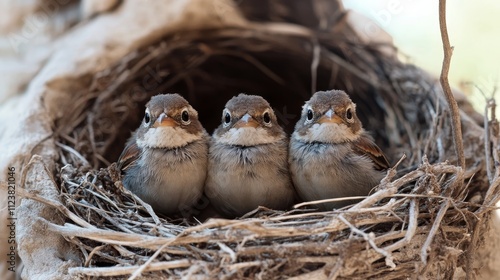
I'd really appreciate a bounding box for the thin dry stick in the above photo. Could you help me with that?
[349,154,407,210]
[466,216,482,280]
[384,199,418,252]
[70,260,192,277]
[129,242,173,280]
[84,245,107,267]
[420,199,450,266]
[439,0,465,169]
[479,100,500,209]
[217,242,237,263]
[55,142,90,167]
[327,258,343,280]
[17,187,95,229]
[15,155,95,229]
[338,215,395,268]
[467,125,500,279]
[293,196,367,208]
[483,98,495,183]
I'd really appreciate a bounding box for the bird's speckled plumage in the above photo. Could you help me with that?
[289,90,389,210]
[117,94,209,215]
[205,94,295,217]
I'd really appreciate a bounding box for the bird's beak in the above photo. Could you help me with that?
[153,113,177,128]
[318,109,343,124]
[234,113,259,128]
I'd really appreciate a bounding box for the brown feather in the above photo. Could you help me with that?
[117,141,141,171]
[351,133,390,171]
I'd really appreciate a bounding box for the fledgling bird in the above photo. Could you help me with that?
[117,94,209,215]
[289,90,389,210]
[205,94,295,217]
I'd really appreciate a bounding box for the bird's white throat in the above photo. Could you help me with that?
[215,127,279,146]
[137,127,203,149]
[295,123,360,143]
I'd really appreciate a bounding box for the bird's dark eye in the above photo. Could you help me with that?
[307,109,314,121]
[224,111,231,125]
[263,112,271,125]
[181,109,190,124]
[144,112,151,124]
[346,108,353,120]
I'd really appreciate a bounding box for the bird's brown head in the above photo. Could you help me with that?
[293,90,363,144]
[213,94,286,146]
[135,93,205,149]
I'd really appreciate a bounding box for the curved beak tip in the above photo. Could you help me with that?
[154,113,177,127]
[235,114,259,128]
[318,110,342,124]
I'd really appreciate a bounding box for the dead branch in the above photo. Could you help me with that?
[439,0,465,169]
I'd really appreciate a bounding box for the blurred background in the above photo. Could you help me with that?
[0,0,498,112]
[344,0,500,114]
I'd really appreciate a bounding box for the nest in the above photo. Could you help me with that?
[17,1,500,279]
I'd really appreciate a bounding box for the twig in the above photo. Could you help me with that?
[350,165,430,212]
[119,186,161,225]
[15,156,95,229]
[48,222,173,249]
[480,98,500,208]
[218,242,237,263]
[342,198,401,216]
[225,260,263,271]
[74,239,134,265]
[466,216,482,280]
[55,142,91,167]
[84,245,107,267]
[420,199,450,267]
[294,196,368,209]
[384,199,418,252]
[70,260,192,277]
[438,0,465,169]
[327,258,343,280]
[339,215,395,268]
[483,98,495,183]
[129,242,172,280]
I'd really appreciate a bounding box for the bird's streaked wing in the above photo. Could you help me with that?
[117,141,141,171]
[351,134,390,171]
